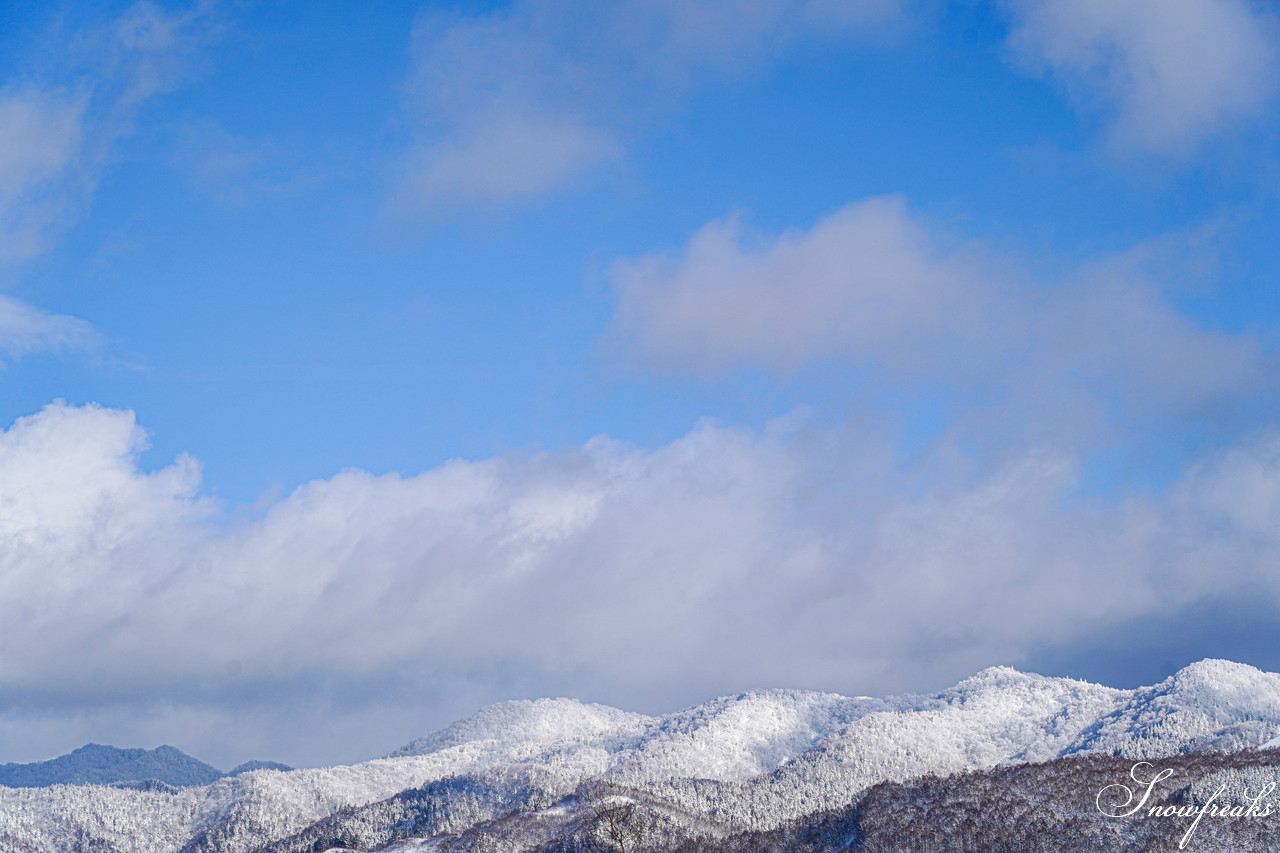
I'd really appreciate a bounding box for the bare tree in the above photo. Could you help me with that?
[577,782,654,853]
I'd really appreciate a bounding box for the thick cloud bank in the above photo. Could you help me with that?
[5,399,1280,766]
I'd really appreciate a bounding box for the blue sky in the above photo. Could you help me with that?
[3,0,1280,769]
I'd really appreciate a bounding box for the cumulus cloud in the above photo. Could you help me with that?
[1000,0,1279,154]
[5,401,1280,765]
[607,195,1266,443]
[396,0,907,212]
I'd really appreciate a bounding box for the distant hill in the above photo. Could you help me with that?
[0,743,224,788]
[227,759,293,776]
[0,745,292,788]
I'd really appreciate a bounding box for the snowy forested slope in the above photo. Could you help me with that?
[3,660,1279,852]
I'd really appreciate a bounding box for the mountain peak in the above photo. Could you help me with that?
[1168,658,1265,689]
[389,697,650,759]
[964,664,1028,681]
[0,744,224,788]
[227,759,293,776]
[70,743,129,755]
[949,664,1047,694]
[1138,659,1280,713]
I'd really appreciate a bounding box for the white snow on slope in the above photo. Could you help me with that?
[1068,659,1280,756]
[3,660,1279,853]
[614,689,877,781]
[388,690,892,784]
[389,697,651,765]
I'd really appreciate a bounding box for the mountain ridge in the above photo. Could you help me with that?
[0,743,293,789]
[4,658,1279,853]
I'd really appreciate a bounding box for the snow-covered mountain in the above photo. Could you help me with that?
[225,761,294,777]
[1067,658,1280,756]
[4,660,1280,853]
[0,745,294,791]
[0,744,224,788]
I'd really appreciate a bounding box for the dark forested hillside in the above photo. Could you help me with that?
[229,749,1280,853]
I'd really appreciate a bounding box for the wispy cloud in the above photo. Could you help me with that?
[0,2,217,359]
[0,1,217,262]
[0,89,86,264]
[1000,0,1279,155]
[395,0,909,214]
[0,295,99,359]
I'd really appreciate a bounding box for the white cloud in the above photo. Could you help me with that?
[0,90,86,262]
[1000,0,1279,154]
[0,1,215,262]
[4,401,1280,765]
[607,195,1265,442]
[0,295,99,359]
[400,111,620,210]
[397,0,908,213]
[0,2,214,357]
[609,195,1004,374]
